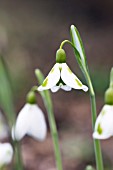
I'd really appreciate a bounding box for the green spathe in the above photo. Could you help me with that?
[105,87,113,105]
[26,91,36,104]
[56,49,66,63]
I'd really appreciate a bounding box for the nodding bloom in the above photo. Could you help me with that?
[0,143,13,168]
[12,103,47,141]
[93,105,113,139]
[38,49,88,93]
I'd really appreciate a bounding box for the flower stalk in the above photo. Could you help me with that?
[35,69,63,170]
[68,25,104,170]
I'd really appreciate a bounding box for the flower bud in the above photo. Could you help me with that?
[105,87,113,105]
[26,91,36,104]
[56,49,66,63]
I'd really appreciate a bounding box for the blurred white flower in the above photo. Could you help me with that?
[12,103,47,141]
[0,111,9,140]
[0,143,13,168]
[38,63,88,92]
[93,105,113,139]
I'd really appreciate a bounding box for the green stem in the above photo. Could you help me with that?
[84,71,104,170]
[60,40,75,50]
[35,69,63,170]
[45,92,63,170]
[14,142,23,170]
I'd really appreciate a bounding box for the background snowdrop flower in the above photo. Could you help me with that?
[0,143,13,167]
[38,49,88,92]
[93,105,113,139]
[12,103,47,141]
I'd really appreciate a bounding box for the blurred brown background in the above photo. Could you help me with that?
[0,0,113,170]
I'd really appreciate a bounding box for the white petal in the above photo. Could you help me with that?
[38,63,60,91]
[51,86,60,92]
[12,104,47,141]
[27,104,47,141]
[61,85,72,91]
[12,104,30,140]
[61,63,88,92]
[93,131,111,140]
[93,105,113,139]
[0,143,13,167]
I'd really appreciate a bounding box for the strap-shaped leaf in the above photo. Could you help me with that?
[0,55,15,127]
[70,25,87,69]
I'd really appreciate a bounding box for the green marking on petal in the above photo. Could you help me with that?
[42,78,48,87]
[50,68,54,73]
[59,66,62,71]
[75,79,82,87]
[101,110,106,116]
[67,67,72,74]
[97,123,103,134]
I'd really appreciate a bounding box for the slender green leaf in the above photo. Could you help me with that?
[0,55,15,127]
[70,25,87,68]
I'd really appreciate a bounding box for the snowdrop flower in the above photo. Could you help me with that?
[38,49,88,92]
[12,104,47,141]
[12,92,47,141]
[93,105,113,139]
[0,143,13,167]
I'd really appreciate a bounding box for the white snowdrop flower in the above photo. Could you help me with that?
[38,49,88,93]
[0,143,13,167]
[0,111,9,140]
[12,103,47,141]
[93,105,113,139]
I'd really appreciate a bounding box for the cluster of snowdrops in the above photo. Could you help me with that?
[0,25,113,170]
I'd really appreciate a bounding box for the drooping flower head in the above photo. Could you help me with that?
[0,143,13,168]
[38,49,88,92]
[93,67,113,139]
[93,105,113,139]
[12,91,47,141]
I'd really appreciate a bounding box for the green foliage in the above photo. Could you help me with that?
[0,55,15,127]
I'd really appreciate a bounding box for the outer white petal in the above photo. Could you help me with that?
[0,143,13,167]
[13,104,47,141]
[61,63,88,92]
[27,104,47,141]
[13,104,30,140]
[93,105,113,139]
[51,86,60,92]
[93,131,111,139]
[38,63,60,91]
